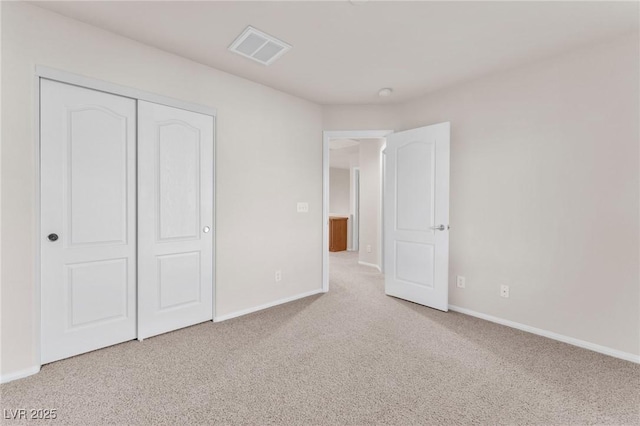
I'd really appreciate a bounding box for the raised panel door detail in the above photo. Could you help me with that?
[67,258,129,328]
[395,241,434,288]
[396,141,435,232]
[67,106,128,246]
[157,252,201,310]
[157,121,201,242]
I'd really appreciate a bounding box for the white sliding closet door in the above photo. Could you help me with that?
[137,101,214,339]
[41,79,137,363]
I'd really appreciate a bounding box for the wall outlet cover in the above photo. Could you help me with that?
[456,276,466,288]
[500,285,509,298]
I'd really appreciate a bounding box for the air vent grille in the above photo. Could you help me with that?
[229,26,291,66]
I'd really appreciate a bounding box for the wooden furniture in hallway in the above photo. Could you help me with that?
[329,216,348,252]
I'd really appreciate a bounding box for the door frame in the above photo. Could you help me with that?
[34,65,217,367]
[322,130,393,292]
[350,167,360,252]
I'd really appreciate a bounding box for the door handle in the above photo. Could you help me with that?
[203,226,211,233]
[430,225,449,231]
[48,233,59,241]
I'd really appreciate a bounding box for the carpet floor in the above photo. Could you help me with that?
[1,251,639,425]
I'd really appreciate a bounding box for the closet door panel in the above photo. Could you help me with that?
[138,101,214,339]
[40,79,137,363]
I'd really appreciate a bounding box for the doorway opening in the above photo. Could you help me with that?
[322,130,393,292]
[323,123,451,312]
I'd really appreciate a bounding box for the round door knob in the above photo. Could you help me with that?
[48,233,59,242]
[203,226,210,233]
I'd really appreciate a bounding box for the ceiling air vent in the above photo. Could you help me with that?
[228,26,292,66]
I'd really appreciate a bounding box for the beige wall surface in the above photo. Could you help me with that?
[324,34,640,356]
[322,105,397,132]
[1,2,323,377]
[329,168,350,216]
[358,139,385,268]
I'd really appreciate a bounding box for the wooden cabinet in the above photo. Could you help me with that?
[329,216,348,252]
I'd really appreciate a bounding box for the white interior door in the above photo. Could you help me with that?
[384,122,450,311]
[137,101,214,339]
[41,79,137,363]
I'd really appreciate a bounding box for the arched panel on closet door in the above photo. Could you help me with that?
[137,100,214,340]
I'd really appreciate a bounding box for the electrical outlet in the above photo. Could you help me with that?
[366,245,372,253]
[456,276,466,288]
[275,270,282,282]
[500,285,509,298]
[296,202,309,213]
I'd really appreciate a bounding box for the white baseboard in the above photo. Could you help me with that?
[448,305,640,364]
[214,289,323,322]
[0,365,40,384]
[358,261,381,272]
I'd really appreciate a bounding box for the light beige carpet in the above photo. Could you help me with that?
[1,251,639,425]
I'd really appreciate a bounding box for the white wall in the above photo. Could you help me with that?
[358,139,385,267]
[324,34,640,357]
[329,168,350,216]
[1,2,323,378]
